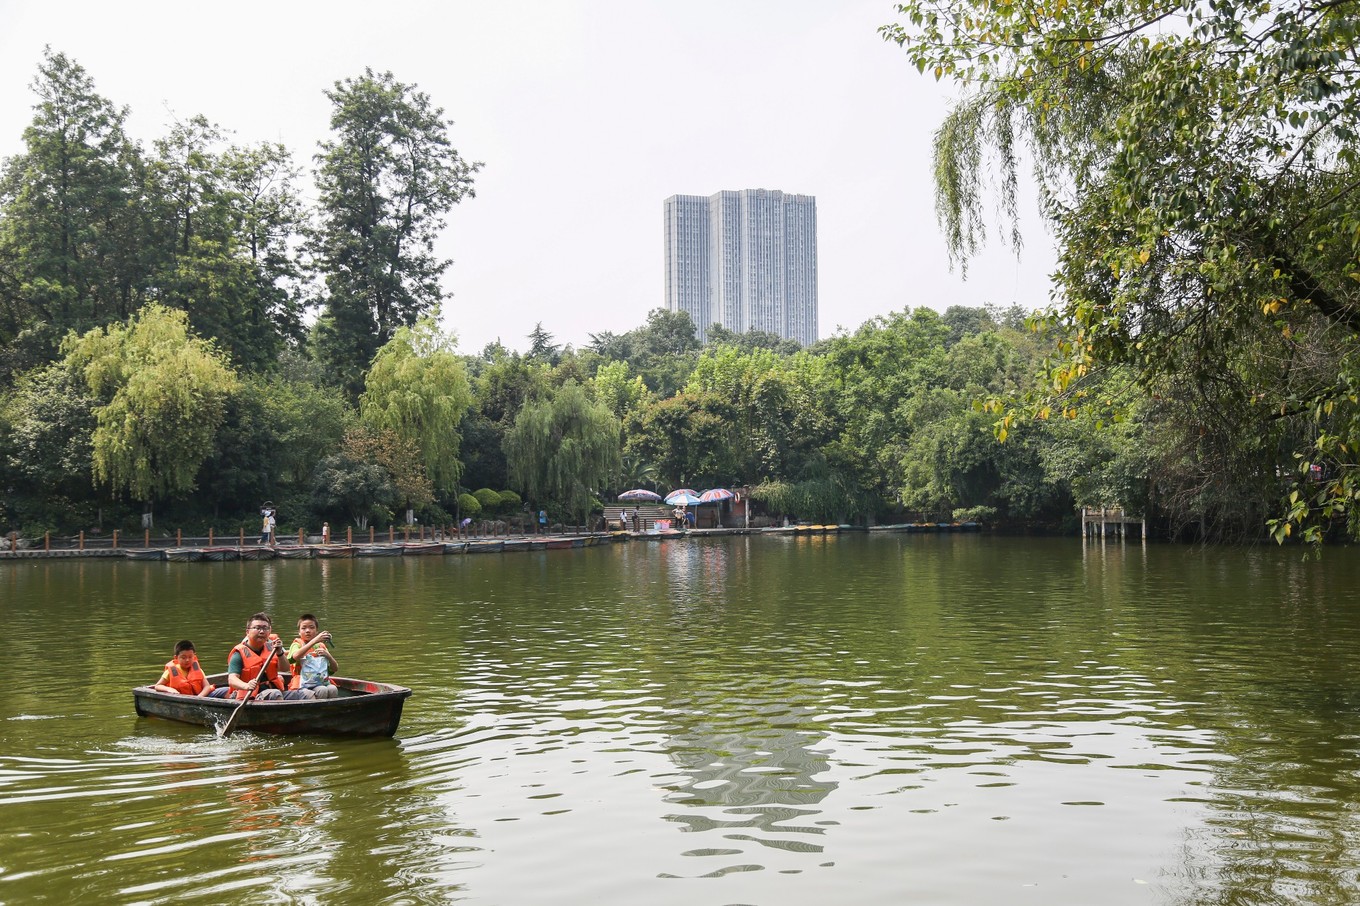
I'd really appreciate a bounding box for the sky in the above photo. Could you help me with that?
[0,0,1053,355]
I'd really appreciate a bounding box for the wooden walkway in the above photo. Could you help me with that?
[1081,507,1145,540]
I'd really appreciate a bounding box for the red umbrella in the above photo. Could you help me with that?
[698,488,735,503]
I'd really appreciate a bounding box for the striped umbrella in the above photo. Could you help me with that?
[698,488,735,503]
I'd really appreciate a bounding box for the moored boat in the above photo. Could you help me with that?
[442,541,467,554]
[200,547,240,561]
[466,540,504,553]
[123,548,165,561]
[355,544,402,557]
[501,539,530,553]
[314,544,355,558]
[238,546,277,560]
[401,542,444,556]
[133,674,412,737]
[273,545,314,559]
[165,547,204,562]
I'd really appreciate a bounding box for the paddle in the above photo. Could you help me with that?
[218,641,281,738]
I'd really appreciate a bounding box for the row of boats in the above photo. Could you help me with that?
[120,534,620,561]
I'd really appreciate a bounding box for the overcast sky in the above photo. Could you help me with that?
[0,0,1053,355]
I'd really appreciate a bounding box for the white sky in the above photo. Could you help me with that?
[0,0,1053,355]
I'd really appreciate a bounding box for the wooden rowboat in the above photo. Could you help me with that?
[354,544,402,557]
[165,547,204,562]
[401,542,444,556]
[237,546,277,560]
[314,544,355,558]
[133,674,412,737]
[200,547,240,561]
[123,548,166,561]
[272,545,314,559]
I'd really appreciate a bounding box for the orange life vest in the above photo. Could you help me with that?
[160,658,211,695]
[228,637,285,699]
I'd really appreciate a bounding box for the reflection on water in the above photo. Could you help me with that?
[3,536,1360,903]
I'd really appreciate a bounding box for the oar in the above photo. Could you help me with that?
[219,642,280,738]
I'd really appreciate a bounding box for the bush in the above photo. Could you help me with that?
[498,489,522,511]
[473,488,502,512]
[458,493,482,519]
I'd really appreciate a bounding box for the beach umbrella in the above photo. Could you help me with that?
[617,489,662,502]
[664,490,702,506]
[698,488,735,503]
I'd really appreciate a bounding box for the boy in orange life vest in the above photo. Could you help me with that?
[153,640,215,696]
[286,613,339,700]
[208,612,312,700]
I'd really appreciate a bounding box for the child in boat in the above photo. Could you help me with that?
[287,613,339,699]
[153,640,215,696]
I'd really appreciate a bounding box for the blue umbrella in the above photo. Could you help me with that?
[665,490,702,506]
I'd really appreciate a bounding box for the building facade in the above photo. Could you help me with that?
[663,189,818,345]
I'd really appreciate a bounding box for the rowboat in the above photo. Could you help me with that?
[355,544,402,557]
[165,547,204,562]
[238,546,276,560]
[401,542,444,556]
[200,547,240,561]
[442,541,467,554]
[123,548,165,561]
[133,674,412,737]
[314,544,355,558]
[272,545,314,559]
[466,540,504,553]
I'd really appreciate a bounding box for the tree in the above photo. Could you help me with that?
[526,322,561,364]
[61,304,239,512]
[0,48,148,374]
[359,317,472,494]
[311,69,481,397]
[882,1,1360,542]
[504,382,621,524]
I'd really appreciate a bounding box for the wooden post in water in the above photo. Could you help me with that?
[112,530,119,549]
[389,525,395,543]
[208,527,214,545]
[347,526,353,544]
[369,525,375,544]
[144,529,150,548]
[176,528,182,546]
[299,528,304,546]
[238,527,244,547]
[79,531,85,551]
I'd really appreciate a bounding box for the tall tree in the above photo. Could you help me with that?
[61,304,239,514]
[311,69,481,397]
[504,382,620,524]
[359,317,472,494]
[882,0,1360,542]
[0,48,148,374]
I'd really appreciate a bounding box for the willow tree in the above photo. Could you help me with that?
[359,317,472,496]
[61,304,238,516]
[503,382,621,525]
[882,0,1360,543]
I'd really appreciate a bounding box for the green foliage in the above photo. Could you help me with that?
[0,48,147,367]
[884,0,1360,543]
[456,492,481,519]
[504,382,621,522]
[498,489,522,512]
[310,452,396,530]
[311,68,481,397]
[473,487,502,512]
[62,304,239,504]
[360,317,472,493]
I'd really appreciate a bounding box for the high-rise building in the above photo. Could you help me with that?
[663,189,818,345]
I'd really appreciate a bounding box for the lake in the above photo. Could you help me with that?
[3,533,1359,904]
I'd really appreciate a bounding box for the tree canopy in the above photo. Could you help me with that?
[882,0,1360,542]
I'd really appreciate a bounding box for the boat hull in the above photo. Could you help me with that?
[314,545,355,558]
[133,675,412,737]
[272,546,314,559]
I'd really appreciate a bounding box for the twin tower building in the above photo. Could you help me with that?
[663,189,818,346]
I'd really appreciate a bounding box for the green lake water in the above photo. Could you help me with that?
[3,534,1360,904]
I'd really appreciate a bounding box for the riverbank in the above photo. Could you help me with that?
[0,521,984,561]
